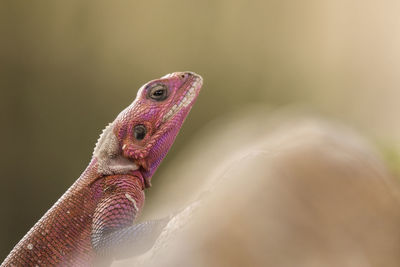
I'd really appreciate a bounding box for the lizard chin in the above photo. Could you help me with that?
[132,158,152,188]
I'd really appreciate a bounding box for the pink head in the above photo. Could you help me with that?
[93,72,202,187]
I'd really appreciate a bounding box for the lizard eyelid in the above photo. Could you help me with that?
[147,83,169,101]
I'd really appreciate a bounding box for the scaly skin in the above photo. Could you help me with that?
[1,72,203,266]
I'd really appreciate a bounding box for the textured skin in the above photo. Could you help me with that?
[1,72,202,266]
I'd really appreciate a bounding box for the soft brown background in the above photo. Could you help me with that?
[1,0,400,260]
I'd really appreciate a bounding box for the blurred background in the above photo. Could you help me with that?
[1,0,400,263]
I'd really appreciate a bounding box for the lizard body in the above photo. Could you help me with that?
[1,72,203,266]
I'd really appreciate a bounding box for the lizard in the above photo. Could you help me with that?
[1,71,203,266]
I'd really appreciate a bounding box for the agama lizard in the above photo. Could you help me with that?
[1,71,203,266]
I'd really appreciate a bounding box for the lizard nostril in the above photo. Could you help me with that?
[180,72,192,79]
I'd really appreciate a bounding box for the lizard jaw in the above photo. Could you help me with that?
[162,75,203,122]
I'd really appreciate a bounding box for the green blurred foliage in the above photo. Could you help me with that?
[1,0,399,259]
[377,142,400,178]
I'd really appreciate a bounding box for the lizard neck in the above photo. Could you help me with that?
[84,158,146,190]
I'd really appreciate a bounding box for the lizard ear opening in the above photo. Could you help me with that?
[134,124,147,140]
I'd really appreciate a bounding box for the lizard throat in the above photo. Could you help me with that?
[162,77,202,122]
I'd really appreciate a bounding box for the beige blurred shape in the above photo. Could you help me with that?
[113,107,400,267]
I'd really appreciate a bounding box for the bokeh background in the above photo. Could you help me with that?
[1,0,400,261]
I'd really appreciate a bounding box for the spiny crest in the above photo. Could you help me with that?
[93,122,118,158]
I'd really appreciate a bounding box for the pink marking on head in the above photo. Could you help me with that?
[112,71,203,187]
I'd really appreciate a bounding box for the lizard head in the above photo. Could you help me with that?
[93,71,203,187]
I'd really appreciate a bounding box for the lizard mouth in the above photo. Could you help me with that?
[162,75,203,122]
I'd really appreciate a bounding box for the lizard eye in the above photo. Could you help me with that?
[148,84,168,101]
[134,124,147,140]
